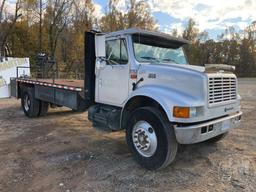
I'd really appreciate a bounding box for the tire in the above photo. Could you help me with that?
[72,108,84,112]
[206,132,228,143]
[21,87,40,117]
[38,101,49,116]
[126,107,178,170]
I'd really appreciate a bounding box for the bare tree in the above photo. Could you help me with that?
[100,0,156,32]
[42,0,73,77]
[45,0,72,59]
[0,0,22,57]
[0,0,6,23]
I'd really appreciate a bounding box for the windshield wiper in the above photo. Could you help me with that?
[140,56,160,63]
[161,58,178,64]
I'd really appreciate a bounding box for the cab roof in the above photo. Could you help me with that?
[106,28,190,47]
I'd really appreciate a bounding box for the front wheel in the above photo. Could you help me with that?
[126,107,178,170]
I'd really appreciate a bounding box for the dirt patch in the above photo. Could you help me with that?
[0,79,255,192]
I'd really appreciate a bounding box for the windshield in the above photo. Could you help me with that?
[132,36,188,65]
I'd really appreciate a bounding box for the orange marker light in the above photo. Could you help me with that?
[173,107,190,118]
[130,70,137,79]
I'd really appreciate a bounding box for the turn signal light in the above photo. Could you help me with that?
[173,107,190,118]
[130,70,138,79]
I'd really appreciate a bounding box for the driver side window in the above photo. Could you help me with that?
[106,39,128,65]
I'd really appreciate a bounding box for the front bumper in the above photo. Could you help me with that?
[174,112,242,144]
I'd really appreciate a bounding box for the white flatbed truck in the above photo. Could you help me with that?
[11,28,242,170]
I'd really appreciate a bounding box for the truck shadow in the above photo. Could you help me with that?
[42,108,86,118]
[175,142,217,166]
[112,135,219,170]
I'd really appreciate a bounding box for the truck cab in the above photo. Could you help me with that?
[90,28,242,169]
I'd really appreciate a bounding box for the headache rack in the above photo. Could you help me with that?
[208,74,237,106]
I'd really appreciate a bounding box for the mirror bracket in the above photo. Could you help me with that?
[95,34,106,58]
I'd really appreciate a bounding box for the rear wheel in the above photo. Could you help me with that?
[39,101,49,116]
[21,87,40,117]
[126,107,178,170]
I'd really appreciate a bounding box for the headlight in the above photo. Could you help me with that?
[189,107,197,117]
[173,106,197,118]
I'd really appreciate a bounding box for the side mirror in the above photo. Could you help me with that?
[95,33,106,74]
[95,34,106,58]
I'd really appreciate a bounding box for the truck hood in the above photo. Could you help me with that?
[137,63,206,77]
[165,63,236,73]
[136,64,208,105]
[163,63,205,73]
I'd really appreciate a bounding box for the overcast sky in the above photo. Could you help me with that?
[6,0,256,38]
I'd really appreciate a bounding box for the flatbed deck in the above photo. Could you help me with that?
[17,78,84,91]
[13,77,87,111]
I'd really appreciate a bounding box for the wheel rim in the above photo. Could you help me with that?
[132,120,157,157]
[24,94,31,112]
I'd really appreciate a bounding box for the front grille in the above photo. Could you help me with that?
[208,76,237,105]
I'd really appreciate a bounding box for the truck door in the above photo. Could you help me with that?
[96,38,129,106]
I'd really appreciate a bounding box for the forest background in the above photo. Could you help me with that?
[1,0,255,77]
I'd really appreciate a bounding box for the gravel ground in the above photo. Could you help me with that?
[0,79,255,192]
